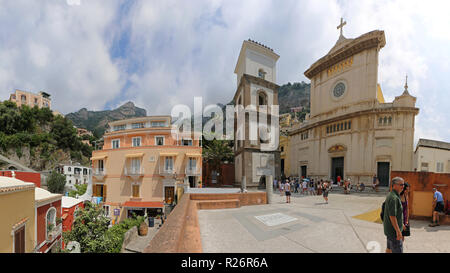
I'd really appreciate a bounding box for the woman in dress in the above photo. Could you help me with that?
[400,182,410,228]
[322,181,329,204]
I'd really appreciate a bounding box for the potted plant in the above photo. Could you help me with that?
[47,223,54,241]
[138,221,148,236]
[56,217,62,226]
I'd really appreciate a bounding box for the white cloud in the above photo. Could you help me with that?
[0,0,449,142]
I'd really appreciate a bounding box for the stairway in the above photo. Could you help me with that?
[328,185,390,196]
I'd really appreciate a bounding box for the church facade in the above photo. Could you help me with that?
[287,25,419,187]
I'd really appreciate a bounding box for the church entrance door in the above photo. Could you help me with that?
[377,162,390,187]
[331,157,344,184]
[301,166,307,179]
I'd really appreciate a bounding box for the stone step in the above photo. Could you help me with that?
[196,199,241,210]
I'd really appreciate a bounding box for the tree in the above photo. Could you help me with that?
[63,202,110,253]
[202,138,234,182]
[63,203,145,253]
[47,171,66,194]
[68,184,87,198]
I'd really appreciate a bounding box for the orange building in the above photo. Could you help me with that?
[90,116,202,222]
[9,89,51,109]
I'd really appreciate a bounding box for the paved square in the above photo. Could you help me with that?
[255,213,297,227]
[198,192,450,253]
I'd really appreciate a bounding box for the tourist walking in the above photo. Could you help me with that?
[400,183,410,238]
[308,179,316,195]
[322,181,329,203]
[429,188,445,227]
[279,180,284,196]
[273,178,278,191]
[344,179,351,194]
[383,177,405,253]
[302,179,308,195]
[372,174,379,192]
[285,180,291,203]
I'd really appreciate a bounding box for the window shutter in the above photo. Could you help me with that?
[103,185,107,201]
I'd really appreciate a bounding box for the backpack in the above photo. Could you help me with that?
[380,201,385,221]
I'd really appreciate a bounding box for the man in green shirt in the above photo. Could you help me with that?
[383,177,405,253]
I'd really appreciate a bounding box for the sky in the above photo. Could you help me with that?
[0,0,449,144]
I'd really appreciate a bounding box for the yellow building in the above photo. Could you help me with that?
[9,89,52,109]
[279,134,290,177]
[0,177,36,253]
[90,116,202,222]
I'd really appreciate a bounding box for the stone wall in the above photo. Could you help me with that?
[144,192,267,253]
[391,171,449,223]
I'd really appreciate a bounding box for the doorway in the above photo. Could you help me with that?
[14,226,25,253]
[301,165,307,179]
[189,176,196,188]
[377,162,390,187]
[165,186,175,204]
[331,157,344,184]
[281,159,285,176]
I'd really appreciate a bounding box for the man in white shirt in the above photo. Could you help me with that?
[302,179,308,195]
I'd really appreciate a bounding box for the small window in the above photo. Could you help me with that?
[258,69,266,79]
[388,116,392,125]
[344,122,347,130]
[132,123,144,129]
[281,146,284,152]
[326,126,329,134]
[112,139,120,149]
[21,95,27,101]
[132,137,141,147]
[333,124,336,132]
[258,93,267,106]
[348,121,352,129]
[151,121,166,127]
[132,185,140,198]
[103,206,110,217]
[68,167,71,172]
[384,117,387,124]
[113,125,126,131]
[379,117,383,125]
[155,136,164,146]
[182,139,192,146]
[165,157,174,171]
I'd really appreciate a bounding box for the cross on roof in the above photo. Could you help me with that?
[337,17,346,36]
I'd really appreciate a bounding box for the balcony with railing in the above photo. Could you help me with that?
[93,168,106,180]
[46,223,62,243]
[159,166,176,177]
[125,167,145,180]
[185,166,201,176]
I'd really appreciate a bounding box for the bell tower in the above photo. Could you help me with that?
[232,39,281,188]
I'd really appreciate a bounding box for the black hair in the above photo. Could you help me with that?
[400,182,409,196]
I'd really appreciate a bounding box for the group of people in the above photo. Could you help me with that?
[273,177,332,204]
[383,177,445,253]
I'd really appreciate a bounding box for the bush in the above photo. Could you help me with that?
[47,171,66,194]
[68,184,88,198]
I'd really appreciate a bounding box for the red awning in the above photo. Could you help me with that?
[122,201,164,208]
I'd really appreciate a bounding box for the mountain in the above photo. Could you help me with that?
[278,81,310,114]
[66,102,147,137]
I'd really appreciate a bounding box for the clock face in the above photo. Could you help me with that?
[333,82,346,98]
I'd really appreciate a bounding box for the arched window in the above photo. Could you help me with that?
[46,207,57,239]
[258,91,267,106]
[258,69,266,79]
[238,95,242,105]
[384,117,387,124]
[21,95,27,102]
[388,116,392,125]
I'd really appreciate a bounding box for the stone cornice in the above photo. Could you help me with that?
[288,106,419,135]
[304,30,386,79]
[233,74,280,103]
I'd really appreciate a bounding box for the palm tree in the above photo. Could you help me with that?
[202,138,234,184]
